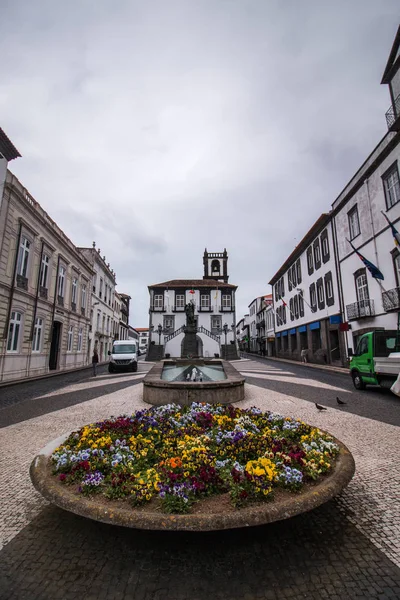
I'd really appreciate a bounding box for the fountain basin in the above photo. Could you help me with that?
[143,359,245,406]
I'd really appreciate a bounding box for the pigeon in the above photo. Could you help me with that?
[336,396,346,405]
[315,403,327,411]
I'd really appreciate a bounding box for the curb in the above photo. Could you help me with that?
[240,353,349,376]
[0,362,109,389]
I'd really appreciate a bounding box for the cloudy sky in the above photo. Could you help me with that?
[1,0,399,325]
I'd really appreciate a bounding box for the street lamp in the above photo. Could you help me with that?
[157,323,162,345]
[223,323,229,347]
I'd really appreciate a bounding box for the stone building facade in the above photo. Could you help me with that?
[0,171,93,382]
[78,244,116,363]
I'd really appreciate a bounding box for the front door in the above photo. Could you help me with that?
[49,321,62,370]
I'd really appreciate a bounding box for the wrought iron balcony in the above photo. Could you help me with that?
[16,274,28,290]
[39,286,48,299]
[385,93,400,131]
[382,287,400,312]
[346,299,375,321]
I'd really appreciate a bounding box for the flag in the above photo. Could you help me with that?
[347,239,384,280]
[189,290,195,294]
[381,210,400,247]
[282,299,288,307]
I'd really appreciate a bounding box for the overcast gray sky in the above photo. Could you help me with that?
[1,0,399,326]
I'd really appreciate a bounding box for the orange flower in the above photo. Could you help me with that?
[169,457,182,469]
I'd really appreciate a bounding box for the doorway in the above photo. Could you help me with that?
[49,321,62,370]
[329,329,341,363]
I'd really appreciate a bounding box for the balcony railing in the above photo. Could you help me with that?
[39,286,48,299]
[198,305,213,312]
[57,295,64,307]
[71,302,76,312]
[219,305,234,312]
[346,299,375,321]
[172,305,185,312]
[385,93,400,131]
[382,287,400,312]
[16,275,28,290]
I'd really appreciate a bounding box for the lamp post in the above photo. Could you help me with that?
[157,323,162,345]
[223,323,229,347]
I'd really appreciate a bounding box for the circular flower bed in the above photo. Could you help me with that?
[50,403,341,514]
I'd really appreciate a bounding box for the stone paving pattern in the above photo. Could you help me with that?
[0,357,399,598]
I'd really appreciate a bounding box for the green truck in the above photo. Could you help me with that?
[349,330,400,390]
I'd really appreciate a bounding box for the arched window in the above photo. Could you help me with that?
[211,259,220,275]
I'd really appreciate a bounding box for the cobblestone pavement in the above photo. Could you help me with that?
[1,359,399,598]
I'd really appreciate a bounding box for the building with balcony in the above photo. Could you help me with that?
[135,328,149,353]
[78,243,116,362]
[0,163,93,382]
[382,25,400,132]
[331,27,400,351]
[269,214,346,366]
[147,250,238,360]
[113,292,130,341]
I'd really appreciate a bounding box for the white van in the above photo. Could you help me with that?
[108,340,138,373]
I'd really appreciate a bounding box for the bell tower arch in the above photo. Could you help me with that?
[203,248,229,283]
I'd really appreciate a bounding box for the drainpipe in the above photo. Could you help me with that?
[3,221,22,340]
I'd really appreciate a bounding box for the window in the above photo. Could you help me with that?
[211,315,222,330]
[104,284,107,304]
[313,239,321,269]
[222,295,231,308]
[299,293,304,317]
[321,229,330,263]
[154,294,163,308]
[40,254,50,288]
[383,162,400,209]
[289,298,294,321]
[17,237,30,278]
[326,279,333,299]
[71,277,78,305]
[102,315,106,332]
[93,274,97,293]
[57,266,66,297]
[99,278,103,299]
[106,316,110,334]
[394,254,400,287]
[348,206,360,240]
[176,294,185,308]
[96,312,100,331]
[163,315,175,331]
[201,294,210,308]
[296,259,302,284]
[307,246,314,275]
[355,271,369,303]
[294,295,299,319]
[7,311,22,352]
[67,325,74,351]
[32,317,43,352]
[356,336,369,356]
[310,284,316,310]
[317,278,325,308]
[81,284,87,310]
[77,328,83,352]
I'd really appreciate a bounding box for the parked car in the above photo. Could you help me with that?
[349,330,400,390]
[108,340,138,373]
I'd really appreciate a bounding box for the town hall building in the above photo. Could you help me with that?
[146,249,239,360]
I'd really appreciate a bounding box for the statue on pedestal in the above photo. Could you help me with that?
[185,301,196,328]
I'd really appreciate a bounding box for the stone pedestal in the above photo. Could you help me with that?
[182,326,198,357]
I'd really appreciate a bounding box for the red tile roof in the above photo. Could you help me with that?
[0,128,21,161]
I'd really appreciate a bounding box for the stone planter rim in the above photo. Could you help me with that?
[30,430,355,532]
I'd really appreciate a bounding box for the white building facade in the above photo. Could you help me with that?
[269,215,346,366]
[147,250,238,360]
[78,244,116,363]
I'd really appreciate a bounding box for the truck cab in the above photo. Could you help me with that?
[108,340,138,373]
[349,330,400,390]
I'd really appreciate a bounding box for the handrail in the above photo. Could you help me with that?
[197,325,221,343]
[164,325,185,343]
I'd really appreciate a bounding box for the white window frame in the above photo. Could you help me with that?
[326,279,333,299]
[40,254,50,288]
[7,311,22,352]
[175,294,185,308]
[71,277,78,305]
[154,294,163,309]
[67,325,74,352]
[383,164,400,209]
[81,284,87,310]
[322,236,329,257]
[99,278,103,299]
[77,328,83,351]
[222,294,231,308]
[314,242,321,265]
[201,294,210,308]
[310,287,316,307]
[317,283,324,304]
[32,317,44,352]
[96,312,100,331]
[307,248,313,271]
[348,206,360,240]
[356,273,369,303]
[17,237,30,278]
[211,315,222,330]
[58,265,66,298]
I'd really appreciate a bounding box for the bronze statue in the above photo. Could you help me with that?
[185,301,196,328]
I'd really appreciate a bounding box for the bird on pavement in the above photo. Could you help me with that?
[336,396,347,405]
[315,403,327,411]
